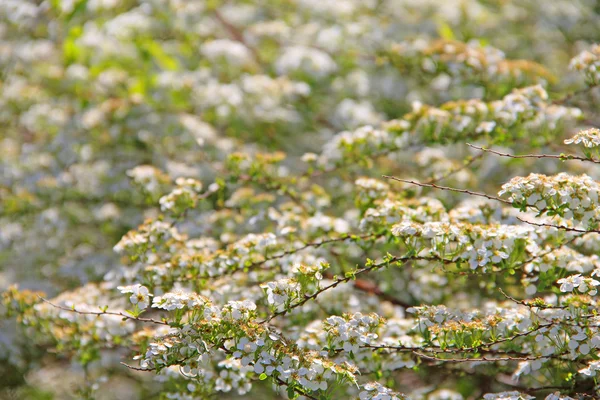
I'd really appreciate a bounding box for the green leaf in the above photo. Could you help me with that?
[259,373,268,380]
[141,39,179,71]
[287,385,296,399]
[65,0,88,22]
[436,19,455,40]
[63,26,83,64]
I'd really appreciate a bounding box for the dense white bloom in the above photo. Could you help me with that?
[359,382,405,400]
[483,392,534,400]
[569,44,600,84]
[275,46,337,78]
[261,278,301,307]
[152,290,208,311]
[564,128,600,148]
[579,360,600,377]
[499,173,600,226]
[556,274,599,294]
[323,313,383,354]
[4,1,600,399]
[201,39,253,66]
[545,393,575,400]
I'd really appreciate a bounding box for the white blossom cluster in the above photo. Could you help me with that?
[4,1,600,399]
[564,128,600,148]
[261,278,301,308]
[152,290,208,311]
[359,382,406,400]
[389,39,555,89]
[322,313,384,353]
[159,178,204,214]
[391,221,535,270]
[113,220,184,257]
[499,173,600,226]
[569,44,600,85]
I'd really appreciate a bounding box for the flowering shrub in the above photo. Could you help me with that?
[2,1,600,399]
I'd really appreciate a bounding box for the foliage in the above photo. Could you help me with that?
[2,0,600,399]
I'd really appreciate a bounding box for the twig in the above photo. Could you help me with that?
[176,232,384,284]
[553,84,600,105]
[413,351,550,363]
[498,288,566,309]
[37,296,169,326]
[212,10,263,68]
[120,362,153,371]
[261,254,471,324]
[467,143,600,164]
[517,217,600,234]
[350,276,411,307]
[383,176,512,204]
[363,344,531,357]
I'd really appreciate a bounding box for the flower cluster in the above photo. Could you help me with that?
[323,313,385,353]
[564,128,600,160]
[557,274,600,294]
[569,44,600,85]
[499,173,600,227]
[564,128,600,148]
[261,278,301,309]
[391,221,534,271]
[389,39,555,95]
[359,382,406,400]
[3,1,600,399]
[384,84,581,146]
[113,219,184,259]
[159,178,205,215]
[152,290,208,311]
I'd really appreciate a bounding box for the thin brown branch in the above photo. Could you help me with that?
[383,176,512,204]
[413,351,550,363]
[212,10,263,68]
[261,254,466,324]
[517,217,600,234]
[189,232,385,284]
[37,296,169,326]
[467,143,600,164]
[262,255,409,324]
[498,288,567,309]
[553,84,600,105]
[350,277,411,307]
[363,344,531,357]
[120,362,153,371]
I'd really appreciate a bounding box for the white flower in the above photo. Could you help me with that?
[579,360,600,377]
[152,290,207,311]
[483,392,534,400]
[275,46,337,78]
[359,382,404,400]
[201,39,253,66]
[261,278,301,308]
[475,121,496,133]
[564,128,600,148]
[557,274,583,292]
[545,393,575,400]
[118,284,151,309]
